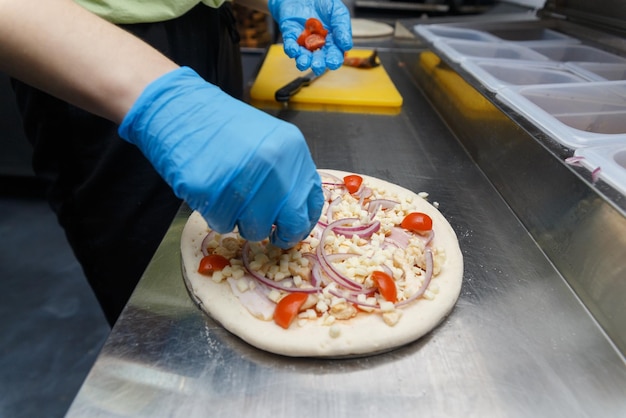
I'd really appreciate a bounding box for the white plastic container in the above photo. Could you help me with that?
[488,27,578,44]
[414,24,578,45]
[497,81,626,148]
[461,60,592,92]
[433,39,550,63]
[414,22,626,151]
[567,62,626,81]
[528,44,626,65]
[415,25,501,44]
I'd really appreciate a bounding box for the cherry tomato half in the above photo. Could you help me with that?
[343,174,363,194]
[198,254,231,275]
[305,17,327,36]
[303,34,326,51]
[274,293,308,329]
[371,271,397,303]
[401,212,433,233]
[297,30,310,47]
[298,18,328,51]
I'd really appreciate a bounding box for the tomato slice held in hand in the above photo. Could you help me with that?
[198,254,231,275]
[305,17,327,36]
[297,18,328,51]
[343,174,363,194]
[401,212,433,233]
[304,34,326,52]
[274,292,308,329]
[371,271,397,303]
[297,30,310,46]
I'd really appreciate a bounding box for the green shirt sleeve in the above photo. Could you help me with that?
[74,0,228,24]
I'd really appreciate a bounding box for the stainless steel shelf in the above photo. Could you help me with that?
[66,47,626,417]
[399,13,626,357]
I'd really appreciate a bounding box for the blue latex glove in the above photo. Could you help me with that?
[268,0,353,75]
[118,67,324,248]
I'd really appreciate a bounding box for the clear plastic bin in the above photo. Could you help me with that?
[497,81,626,148]
[414,24,578,45]
[528,44,626,64]
[568,62,626,81]
[433,39,550,63]
[486,27,577,44]
[461,60,591,92]
[574,144,626,195]
[414,25,500,43]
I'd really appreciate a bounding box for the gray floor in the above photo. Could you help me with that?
[1,70,110,418]
[0,179,110,418]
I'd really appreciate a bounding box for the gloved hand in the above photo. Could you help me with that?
[118,67,324,249]
[269,0,353,75]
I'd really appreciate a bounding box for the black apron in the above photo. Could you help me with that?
[11,3,243,325]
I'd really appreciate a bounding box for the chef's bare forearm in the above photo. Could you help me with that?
[0,0,178,123]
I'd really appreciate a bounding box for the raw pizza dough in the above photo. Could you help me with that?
[181,170,463,357]
[351,18,394,38]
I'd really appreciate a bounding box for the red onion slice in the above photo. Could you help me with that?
[324,196,342,225]
[328,287,379,308]
[395,248,434,307]
[356,186,372,205]
[420,230,435,246]
[316,218,367,291]
[332,220,381,239]
[311,262,324,288]
[591,166,601,183]
[327,249,434,310]
[316,247,366,292]
[241,242,319,294]
[565,156,585,166]
[200,231,241,256]
[318,171,344,184]
[200,231,216,256]
[367,198,399,220]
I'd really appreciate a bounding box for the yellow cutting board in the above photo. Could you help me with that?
[249,44,403,114]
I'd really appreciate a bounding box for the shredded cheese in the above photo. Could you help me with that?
[200,172,445,328]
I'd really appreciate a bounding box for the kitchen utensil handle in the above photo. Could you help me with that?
[275,77,310,102]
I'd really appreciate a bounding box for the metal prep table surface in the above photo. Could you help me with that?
[66,49,626,417]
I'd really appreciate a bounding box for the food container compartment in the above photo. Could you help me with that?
[414,23,579,46]
[461,60,592,92]
[433,39,550,63]
[414,24,501,44]
[496,81,626,148]
[574,143,626,195]
[567,62,626,81]
[485,27,578,44]
[528,44,626,65]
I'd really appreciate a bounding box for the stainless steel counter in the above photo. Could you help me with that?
[66,48,626,417]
